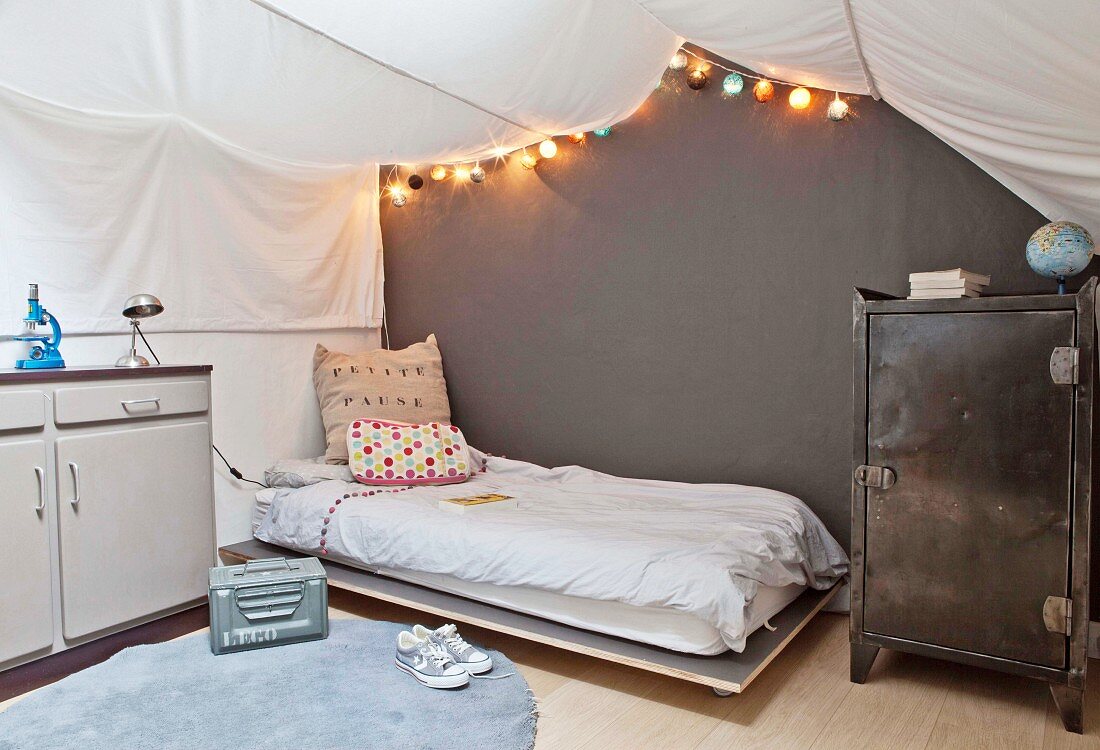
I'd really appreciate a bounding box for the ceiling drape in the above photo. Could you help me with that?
[0,0,1094,331]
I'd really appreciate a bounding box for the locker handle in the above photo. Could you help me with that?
[855,464,896,490]
[33,466,45,512]
[68,461,80,506]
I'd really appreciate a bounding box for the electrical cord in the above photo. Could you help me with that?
[135,325,161,364]
[213,444,268,488]
[382,300,390,349]
[136,326,268,488]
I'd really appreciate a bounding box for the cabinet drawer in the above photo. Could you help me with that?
[0,390,46,431]
[54,380,209,425]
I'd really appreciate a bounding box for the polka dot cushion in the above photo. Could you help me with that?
[347,419,473,486]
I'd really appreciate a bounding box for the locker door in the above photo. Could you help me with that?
[863,310,1074,667]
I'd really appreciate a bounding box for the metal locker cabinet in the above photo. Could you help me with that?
[850,280,1095,734]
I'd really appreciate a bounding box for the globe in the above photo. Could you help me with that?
[1026,221,1094,290]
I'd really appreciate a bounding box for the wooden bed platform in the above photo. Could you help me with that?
[219,539,839,695]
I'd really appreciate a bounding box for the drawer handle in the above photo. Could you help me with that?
[69,462,80,506]
[33,466,46,512]
[121,397,161,408]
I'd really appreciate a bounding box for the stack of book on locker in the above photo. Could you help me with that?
[908,269,990,299]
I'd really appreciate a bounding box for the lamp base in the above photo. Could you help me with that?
[115,352,150,367]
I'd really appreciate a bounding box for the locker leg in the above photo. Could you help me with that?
[1050,684,1084,734]
[850,642,879,684]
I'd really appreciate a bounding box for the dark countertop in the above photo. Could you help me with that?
[0,364,212,383]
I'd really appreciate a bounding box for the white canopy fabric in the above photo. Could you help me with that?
[641,0,1099,230]
[0,85,382,334]
[0,0,1095,331]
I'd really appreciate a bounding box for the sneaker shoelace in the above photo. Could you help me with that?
[418,640,454,669]
[437,624,473,656]
[434,624,516,681]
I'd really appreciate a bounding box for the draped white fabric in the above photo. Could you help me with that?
[0,0,677,165]
[636,0,1099,231]
[0,86,381,333]
[852,1,1100,232]
[0,0,1096,332]
[638,0,871,94]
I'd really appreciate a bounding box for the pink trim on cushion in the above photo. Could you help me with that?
[347,417,473,487]
[351,474,470,486]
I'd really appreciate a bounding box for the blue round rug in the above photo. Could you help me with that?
[0,620,536,750]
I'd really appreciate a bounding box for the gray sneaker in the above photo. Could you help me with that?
[394,630,469,689]
[413,623,493,675]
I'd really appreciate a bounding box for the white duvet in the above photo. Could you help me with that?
[255,448,848,652]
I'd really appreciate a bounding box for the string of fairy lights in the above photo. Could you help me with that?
[383,47,856,207]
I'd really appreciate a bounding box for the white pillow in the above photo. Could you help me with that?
[265,457,356,488]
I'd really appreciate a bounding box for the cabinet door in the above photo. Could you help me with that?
[56,422,213,640]
[0,440,54,664]
[863,310,1075,668]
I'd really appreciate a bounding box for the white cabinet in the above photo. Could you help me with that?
[0,366,214,672]
[0,440,53,664]
[57,423,213,639]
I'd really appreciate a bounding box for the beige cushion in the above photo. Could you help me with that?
[313,335,452,464]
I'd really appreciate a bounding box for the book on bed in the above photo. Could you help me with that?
[438,493,517,514]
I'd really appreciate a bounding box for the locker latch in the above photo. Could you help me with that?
[1043,596,1072,636]
[1050,347,1079,385]
[854,465,896,490]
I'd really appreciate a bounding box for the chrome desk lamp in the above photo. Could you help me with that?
[115,293,164,367]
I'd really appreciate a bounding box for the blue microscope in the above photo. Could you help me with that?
[15,283,65,369]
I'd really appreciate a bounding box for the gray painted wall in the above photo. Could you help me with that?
[380,57,1084,550]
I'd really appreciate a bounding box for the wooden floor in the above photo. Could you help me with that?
[4,588,1100,749]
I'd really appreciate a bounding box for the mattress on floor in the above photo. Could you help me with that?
[254,449,848,653]
[253,488,801,654]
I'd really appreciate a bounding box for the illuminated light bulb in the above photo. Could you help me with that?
[470,165,486,183]
[519,152,538,170]
[593,126,612,137]
[493,146,507,159]
[538,139,558,159]
[669,52,687,71]
[686,68,707,90]
[788,87,811,110]
[567,132,586,144]
[722,73,744,96]
[827,93,850,121]
[430,165,447,181]
[453,165,471,181]
[752,79,775,103]
[390,187,407,207]
[407,173,424,190]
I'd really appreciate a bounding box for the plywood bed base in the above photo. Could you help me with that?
[219,539,838,695]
